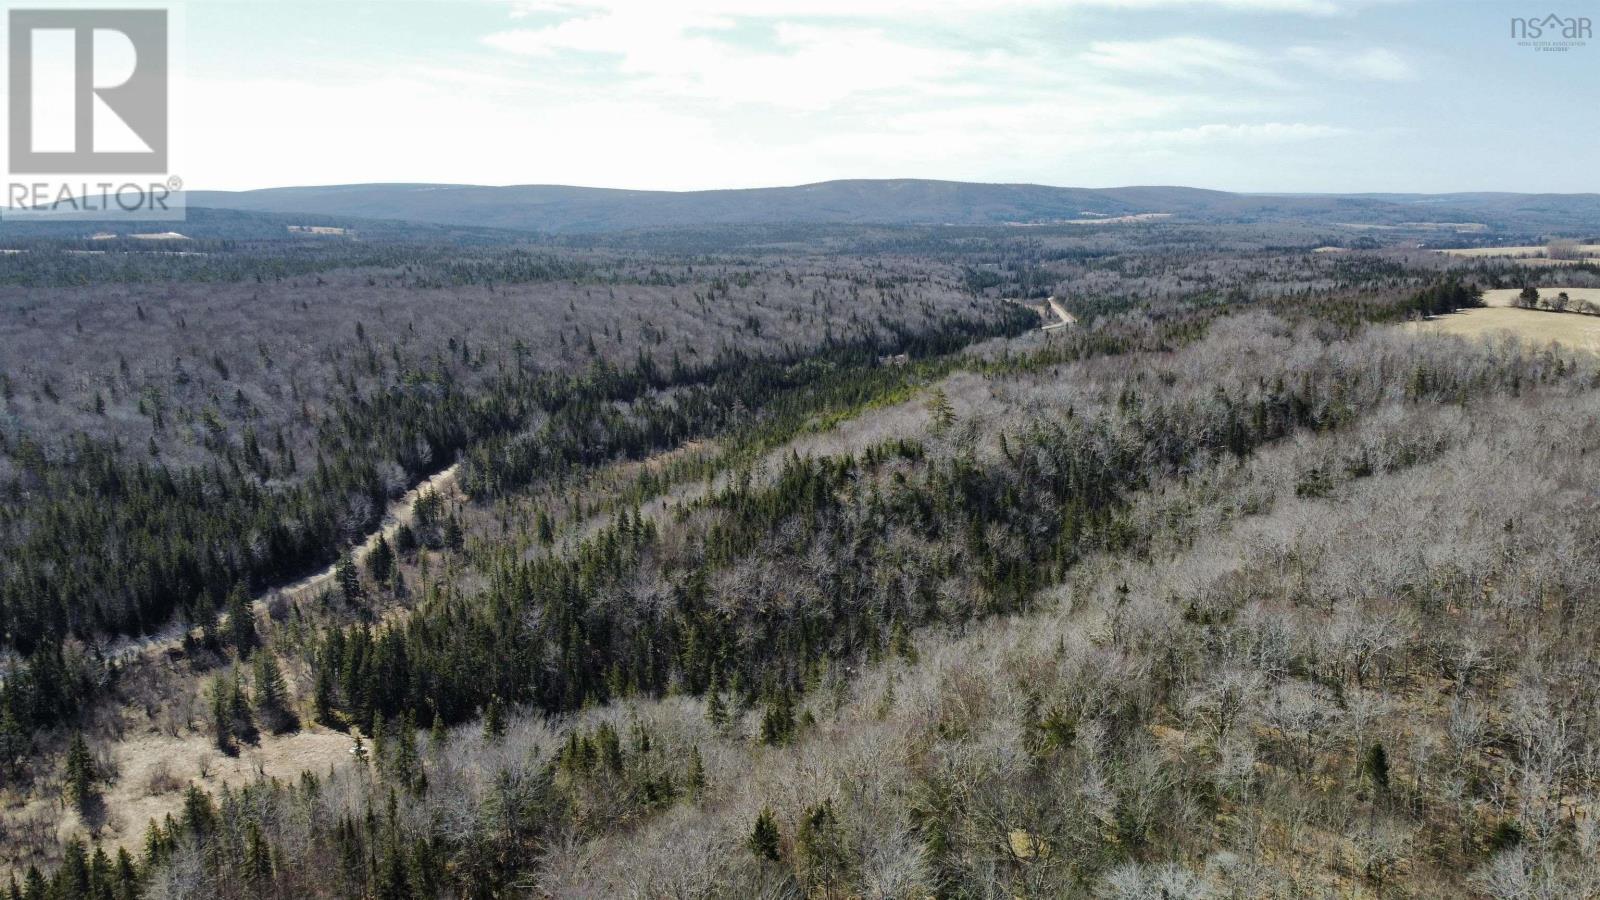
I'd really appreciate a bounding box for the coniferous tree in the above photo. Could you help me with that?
[313,657,339,728]
[797,799,848,894]
[230,667,258,743]
[336,552,363,605]
[368,534,395,583]
[0,712,29,785]
[482,697,505,741]
[113,847,138,900]
[686,745,707,796]
[253,652,297,734]
[22,868,45,900]
[57,839,89,900]
[394,523,418,556]
[429,711,448,751]
[1364,741,1390,794]
[928,387,955,432]
[759,690,796,746]
[211,681,234,753]
[706,690,727,728]
[181,784,215,836]
[64,733,97,812]
[225,583,257,658]
[442,516,465,552]
[194,595,222,653]
[387,712,424,793]
[748,807,781,862]
[243,821,272,883]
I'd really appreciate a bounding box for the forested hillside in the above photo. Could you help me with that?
[182,180,1600,234]
[2,224,1596,898]
[0,245,1023,731]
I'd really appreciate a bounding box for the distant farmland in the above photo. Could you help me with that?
[1415,303,1600,353]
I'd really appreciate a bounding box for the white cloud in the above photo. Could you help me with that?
[1285,45,1415,80]
[1081,36,1284,85]
[164,0,1409,190]
[1082,36,1413,86]
[486,18,962,109]
[1135,121,1347,143]
[495,0,1367,18]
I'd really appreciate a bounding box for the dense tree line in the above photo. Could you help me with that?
[1411,278,1485,317]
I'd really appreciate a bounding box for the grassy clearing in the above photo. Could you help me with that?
[1479,287,1600,308]
[1412,306,1600,353]
[1436,244,1600,259]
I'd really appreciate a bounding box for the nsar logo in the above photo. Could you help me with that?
[1510,12,1591,52]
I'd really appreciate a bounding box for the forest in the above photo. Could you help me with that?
[1,223,1597,898]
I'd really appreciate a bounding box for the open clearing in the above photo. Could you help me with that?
[25,727,354,861]
[1481,287,1600,308]
[1045,296,1077,329]
[1436,244,1600,259]
[1005,213,1172,226]
[1006,296,1075,330]
[1413,306,1600,353]
[1059,212,1172,225]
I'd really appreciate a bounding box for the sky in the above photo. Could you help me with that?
[132,0,1600,191]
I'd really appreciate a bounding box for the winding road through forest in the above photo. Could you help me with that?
[97,462,463,667]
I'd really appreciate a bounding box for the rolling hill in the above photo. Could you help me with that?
[180,179,1600,234]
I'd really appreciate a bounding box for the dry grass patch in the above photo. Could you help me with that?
[1480,287,1600,308]
[1411,307,1600,353]
[1436,244,1600,259]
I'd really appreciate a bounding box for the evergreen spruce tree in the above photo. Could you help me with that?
[390,713,423,794]
[443,516,465,551]
[58,839,89,899]
[336,552,363,604]
[367,534,395,583]
[797,799,847,894]
[253,652,297,734]
[1364,741,1390,794]
[229,667,258,744]
[225,583,257,658]
[0,712,31,785]
[429,711,448,751]
[394,523,417,556]
[22,868,45,900]
[114,847,138,900]
[748,807,781,862]
[928,387,956,432]
[483,697,505,741]
[706,685,729,729]
[194,594,222,652]
[211,680,235,753]
[244,821,272,882]
[64,733,97,812]
[687,745,707,796]
[313,657,339,728]
[759,690,796,746]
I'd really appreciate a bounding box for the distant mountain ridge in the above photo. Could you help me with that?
[181,179,1600,234]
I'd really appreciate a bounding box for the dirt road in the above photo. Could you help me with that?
[1045,297,1077,330]
[274,462,462,603]
[96,462,463,666]
[1007,296,1076,331]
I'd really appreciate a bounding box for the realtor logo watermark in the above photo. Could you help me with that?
[4,7,183,221]
[1511,13,1591,52]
